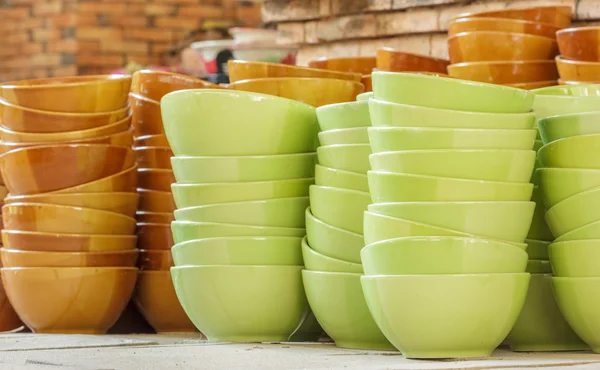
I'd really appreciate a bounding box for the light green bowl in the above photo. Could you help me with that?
[532,84,600,120]
[301,237,363,273]
[527,187,553,241]
[171,178,313,208]
[552,277,600,352]
[171,237,303,266]
[171,221,306,244]
[538,168,600,208]
[527,260,552,273]
[545,187,600,238]
[369,150,535,183]
[170,154,317,183]
[549,240,600,277]
[174,197,309,228]
[368,127,536,152]
[318,128,369,145]
[288,310,323,342]
[369,98,535,130]
[317,144,371,174]
[356,92,373,101]
[538,134,600,169]
[305,207,364,264]
[531,140,543,186]
[361,236,527,275]
[161,90,318,156]
[556,219,600,242]
[368,171,533,202]
[302,271,394,350]
[526,239,550,260]
[314,165,369,193]
[309,185,371,235]
[315,101,371,131]
[368,201,535,243]
[539,111,600,145]
[362,273,530,358]
[171,265,307,342]
[506,274,588,352]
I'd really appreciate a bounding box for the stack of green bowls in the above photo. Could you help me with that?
[361,71,537,359]
[160,89,321,343]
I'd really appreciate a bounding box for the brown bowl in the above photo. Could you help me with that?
[0,144,135,195]
[0,248,139,268]
[448,31,559,63]
[227,60,362,83]
[457,6,573,29]
[5,192,139,218]
[133,270,197,333]
[557,27,600,62]
[136,211,174,224]
[0,185,7,200]
[129,93,165,137]
[227,78,365,107]
[52,165,138,194]
[131,70,218,102]
[2,230,137,252]
[137,169,175,192]
[362,75,372,92]
[376,48,449,73]
[307,57,376,75]
[135,147,173,170]
[136,223,173,250]
[134,134,169,148]
[448,17,560,39]
[556,56,600,81]
[138,249,174,270]
[559,79,600,85]
[138,189,176,213]
[447,60,558,84]
[0,277,22,332]
[2,203,137,235]
[0,75,131,113]
[1,266,137,333]
[505,80,557,89]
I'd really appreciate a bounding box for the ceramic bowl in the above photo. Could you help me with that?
[52,165,138,194]
[1,267,137,333]
[171,153,316,183]
[506,274,588,351]
[314,165,369,193]
[362,273,530,358]
[538,168,600,208]
[458,5,572,28]
[171,221,305,244]
[134,134,169,148]
[368,171,534,203]
[0,248,138,268]
[171,178,313,208]
[301,237,363,273]
[368,201,535,242]
[308,56,377,75]
[134,147,173,170]
[134,270,197,334]
[172,237,303,266]
[227,60,362,83]
[309,186,371,235]
[375,48,449,73]
[1,230,137,252]
[549,240,600,277]
[362,75,372,92]
[447,60,558,84]
[526,239,550,260]
[135,211,174,224]
[448,17,561,38]
[317,144,371,175]
[0,277,22,331]
[136,223,173,250]
[131,69,217,102]
[532,84,600,119]
[129,93,164,137]
[545,187,600,238]
[527,259,553,274]
[0,130,135,154]
[302,270,393,350]
[556,57,600,81]
[318,128,369,145]
[161,89,318,156]
[507,80,558,89]
[556,219,600,242]
[138,249,174,270]
[171,265,307,342]
[137,169,175,192]
[557,27,600,62]
[527,187,553,242]
[356,92,373,101]
[538,134,600,169]
[315,101,371,131]
[2,203,136,235]
[138,189,176,213]
[0,75,131,113]
[539,111,600,145]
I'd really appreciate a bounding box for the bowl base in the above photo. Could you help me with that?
[335,340,397,351]
[509,343,590,352]
[401,349,493,359]
[35,328,108,334]
[208,334,291,343]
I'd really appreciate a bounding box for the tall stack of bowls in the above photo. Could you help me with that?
[0,75,139,334]
[376,48,449,76]
[362,71,535,358]
[556,27,600,84]
[162,89,319,343]
[447,6,572,89]
[308,57,376,92]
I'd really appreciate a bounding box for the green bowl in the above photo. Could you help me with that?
[372,71,534,113]
[368,127,536,152]
[174,197,309,228]
[315,101,371,131]
[302,270,394,350]
[318,128,369,145]
[556,219,600,242]
[533,85,600,120]
[539,111,600,145]
[305,207,364,264]
[171,178,313,208]
[309,185,371,235]
[288,310,323,342]
[527,260,552,273]
[526,239,550,260]
[505,274,588,352]
[527,187,553,241]
[552,277,600,352]
[356,92,373,101]
[171,265,307,342]
[317,144,371,174]
[314,165,369,193]
[161,90,318,156]
[171,221,306,244]
[361,236,528,275]
[368,171,534,202]
[545,187,600,238]
[368,201,535,243]
[171,237,303,266]
[538,168,600,208]
[369,150,535,183]
[531,140,543,186]
[549,240,600,277]
[361,273,530,358]
[538,134,600,169]
[301,237,363,273]
[170,154,317,183]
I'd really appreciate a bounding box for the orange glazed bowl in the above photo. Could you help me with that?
[135,147,174,170]
[129,93,165,137]
[557,27,600,62]
[136,211,174,224]
[457,6,572,29]
[307,57,376,75]
[131,70,218,102]
[448,17,560,39]
[137,189,176,213]
[1,230,137,252]
[138,249,174,270]
[134,134,169,148]
[227,60,362,83]
[137,169,175,192]
[136,223,173,250]
[556,56,600,81]
[0,248,139,268]
[376,48,449,73]
[447,60,558,84]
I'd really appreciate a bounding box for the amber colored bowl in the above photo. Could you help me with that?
[138,249,174,271]
[52,165,138,194]
[1,266,137,333]
[376,48,449,73]
[134,134,169,148]
[307,57,376,75]
[137,189,176,213]
[134,270,197,333]
[559,79,600,85]
[228,78,365,107]
[4,192,139,218]
[448,17,560,39]
[2,203,137,235]
[135,147,173,170]
[457,5,572,29]
[447,60,559,84]
[131,70,218,102]
[136,211,174,224]
[137,169,175,192]
[0,185,7,200]
[0,75,131,114]
[136,223,173,250]
[0,276,22,332]
[556,56,600,81]
[362,75,372,92]
[557,27,600,62]
[0,248,139,268]
[448,31,559,63]
[505,80,557,89]
[129,93,164,138]
[1,230,137,252]
[227,60,362,83]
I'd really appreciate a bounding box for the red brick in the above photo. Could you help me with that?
[178,6,223,18]
[236,6,262,25]
[46,39,79,53]
[126,4,146,14]
[77,27,122,40]
[5,54,61,68]
[5,32,30,44]
[144,4,177,16]
[79,2,126,14]
[33,0,63,15]
[101,41,149,54]
[0,46,20,57]
[154,16,201,29]
[262,0,325,22]
[32,29,61,42]
[76,53,124,67]
[125,28,174,42]
[393,0,468,10]
[125,55,160,66]
[76,14,100,26]
[51,66,78,77]
[76,40,102,52]
[149,42,173,55]
[20,43,44,55]
[106,15,148,27]
[331,0,391,15]
[2,7,31,19]
[0,21,19,32]
[22,18,44,29]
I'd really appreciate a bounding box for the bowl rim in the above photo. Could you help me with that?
[0,74,131,90]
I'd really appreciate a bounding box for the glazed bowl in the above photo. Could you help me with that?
[315,101,371,131]
[301,237,363,273]
[137,169,175,192]
[0,277,22,332]
[538,112,600,144]
[1,230,137,252]
[138,249,174,270]
[0,249,138,268]
[532,84,600,119]
[556,220,600,242]
[171,221,305,244]
[507,80,557,89]
[314,165,369,193]
[138,189,176,213]
[527,259,553,274]
[356,92,373,101]
[134,147,173,169]
[309,185,371,235]
[447,60,558,84]
[556,57,600,81]
[130,93,164,137]
[316,144,371,174]
[458,6,572,28]
[227,60,362,83]
[136,223,173,250]
[557,27,600,62]
[448,17,560,38]
[538,134,600,169]
[135,211,174,224]
[131,69,217,102]
[375,48,449,73]
[526,239,550,260]
[52,165,138,194]
[527,187,553,241]
[549,240,600,277]
[134,134,169,148]
[545,187,600,238]
[537,168,600,208]
[308,56,376,75]
[318,128,369,145]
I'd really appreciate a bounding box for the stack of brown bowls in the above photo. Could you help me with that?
[0,75,140,334]
[308,57,376,92]
[556,27,600,84]
[376,48,449,76]
[447,5,572,89]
